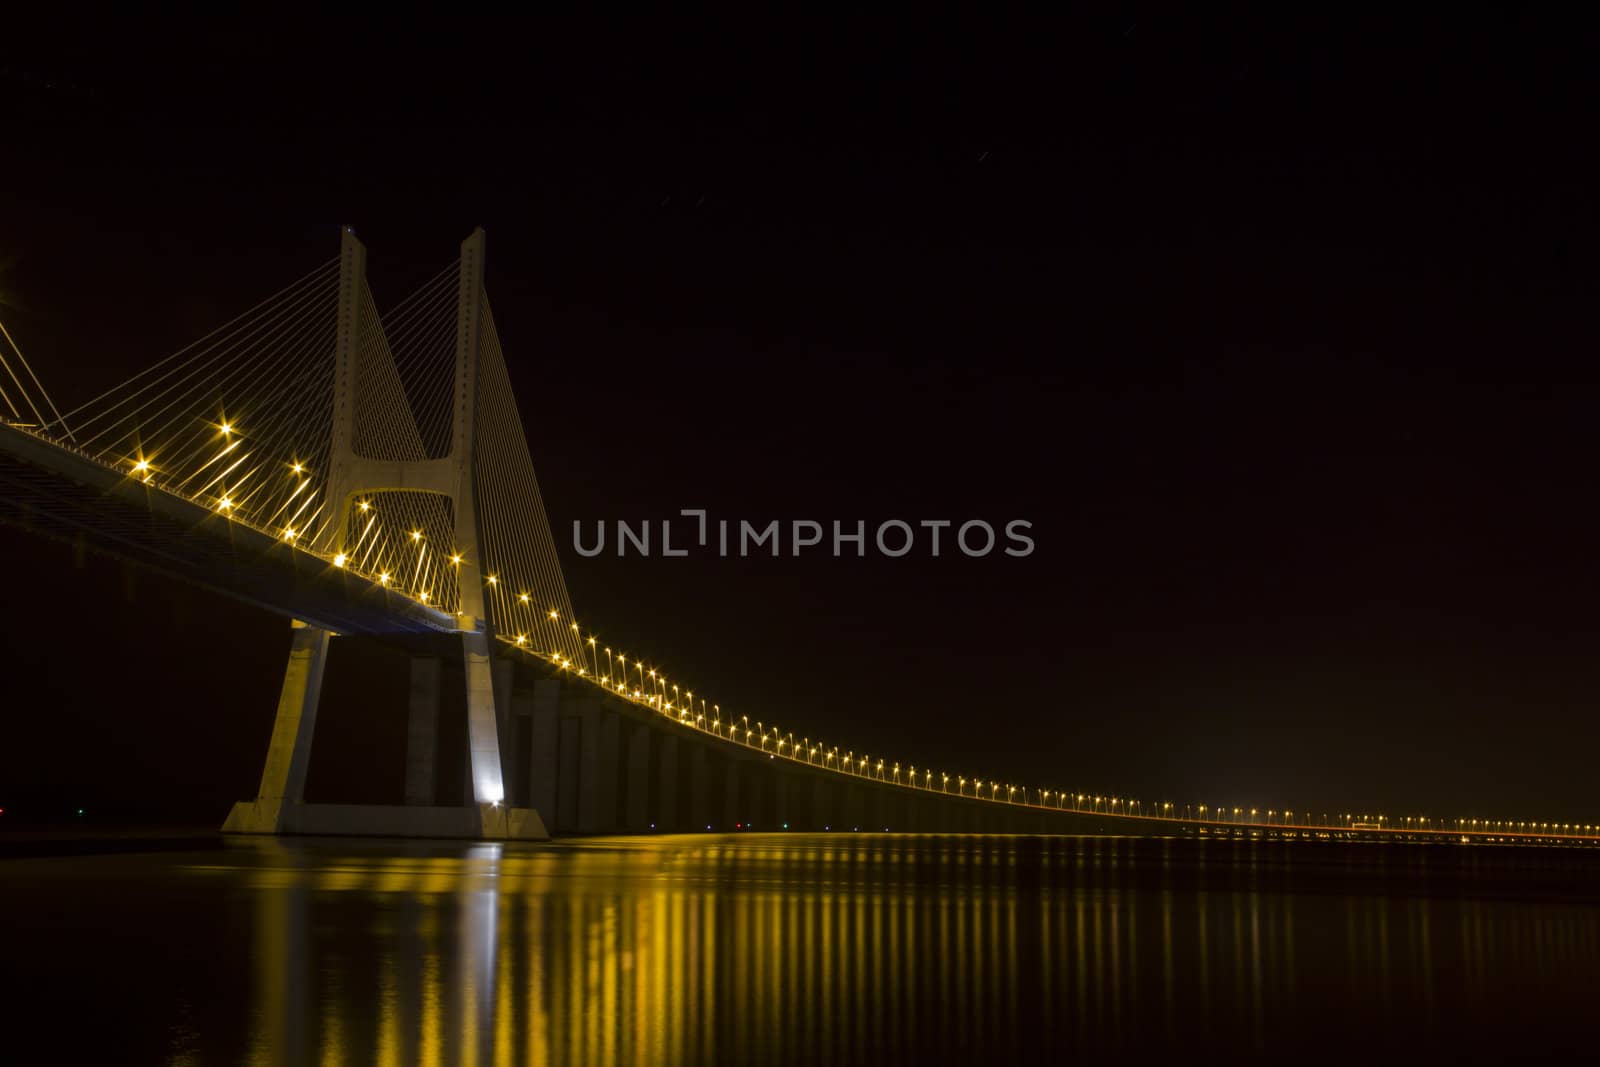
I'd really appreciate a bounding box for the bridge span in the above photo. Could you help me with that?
[3,227,1595,848]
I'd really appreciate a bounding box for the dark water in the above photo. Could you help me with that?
[2,834,1599,1064]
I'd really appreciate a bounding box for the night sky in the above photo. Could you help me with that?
[4,10,1599,823]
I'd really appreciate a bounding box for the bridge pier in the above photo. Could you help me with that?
[844,784,864,830]
[221,621,330,833]
[404,655,441,806]
[555,695,583,833]
[773,772,789,829]
[224,621,547,840]
[626,723,651,831]
[528,679,560,826]
[600,710,622,832]
[723,758,742,828]
[687,746,709,830]
[575,702,619,834]
[812,776,833,829]
[656,733,679,831]
[491,658,514,804]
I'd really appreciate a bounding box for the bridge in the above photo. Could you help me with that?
[2,228,1594,847]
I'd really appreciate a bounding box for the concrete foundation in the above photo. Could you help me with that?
[223,800,548,840]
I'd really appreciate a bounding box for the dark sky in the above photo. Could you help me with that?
[4,10,1599,823]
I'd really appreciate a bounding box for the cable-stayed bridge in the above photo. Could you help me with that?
[2,228,1594,846]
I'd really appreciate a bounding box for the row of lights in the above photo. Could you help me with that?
[125,424,1600,839]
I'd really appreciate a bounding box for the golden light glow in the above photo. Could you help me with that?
[333,553,346,568]
[217,496,233,511]
[219,422,233,436]
[379,572,391,585]
[358,500,371,512]
[486,575,498,585]
[519,592,530,603]
[289,460,304,475]
[450,554,463,565]
[282,527,297,541]
[548,608,559,620]
[410,530,423,542]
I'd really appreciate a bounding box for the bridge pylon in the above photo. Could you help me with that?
[223,227,542,840]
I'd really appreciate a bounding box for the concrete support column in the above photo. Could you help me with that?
[656,734,678,831]
[460,629,507,807]
[404,655,441,806]
[598,710,620,831]
[528,679,560,826]
[723,758,742,829]
[626,724,650,831]
[689,746,710,830]
[867,788,885,832]
[509,691,533,808]
[577,699,602,833]
[256,621,331,806]
[813,777,833,830]
[555,698,582,833]
[492,658,513,804]
[846,785,865,830]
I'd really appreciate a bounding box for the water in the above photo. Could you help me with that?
[3,834,1598,1064]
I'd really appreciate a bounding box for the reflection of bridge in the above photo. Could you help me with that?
[2,229,1596,846]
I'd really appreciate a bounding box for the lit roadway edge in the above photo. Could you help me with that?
[3,416,1597,846]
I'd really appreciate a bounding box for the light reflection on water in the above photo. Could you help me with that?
[4,834,1600,1063]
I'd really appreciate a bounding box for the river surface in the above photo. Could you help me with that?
[2,833,1598,1064]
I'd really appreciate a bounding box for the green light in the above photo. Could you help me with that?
[76,808,84,816]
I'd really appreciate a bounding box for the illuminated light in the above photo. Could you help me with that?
[588,636,597,646]
[358,500,371,512]
[131,459,150,473]
[333,553,347,568]
[379,572,391,585]
[410,530,423,542]
[515,634,527,646]
[282,527,297,541]
[450,554,463,565]
[219,422,233,436]
[486,575,498,585]
[217,497,233,511]
[290,461,304,475]
[519,593,530,603]
[418,591,430,603]
[548,608,559,620]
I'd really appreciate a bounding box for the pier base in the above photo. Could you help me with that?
[222,800,549,840]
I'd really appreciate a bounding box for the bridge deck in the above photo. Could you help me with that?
[0,422,457,636]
